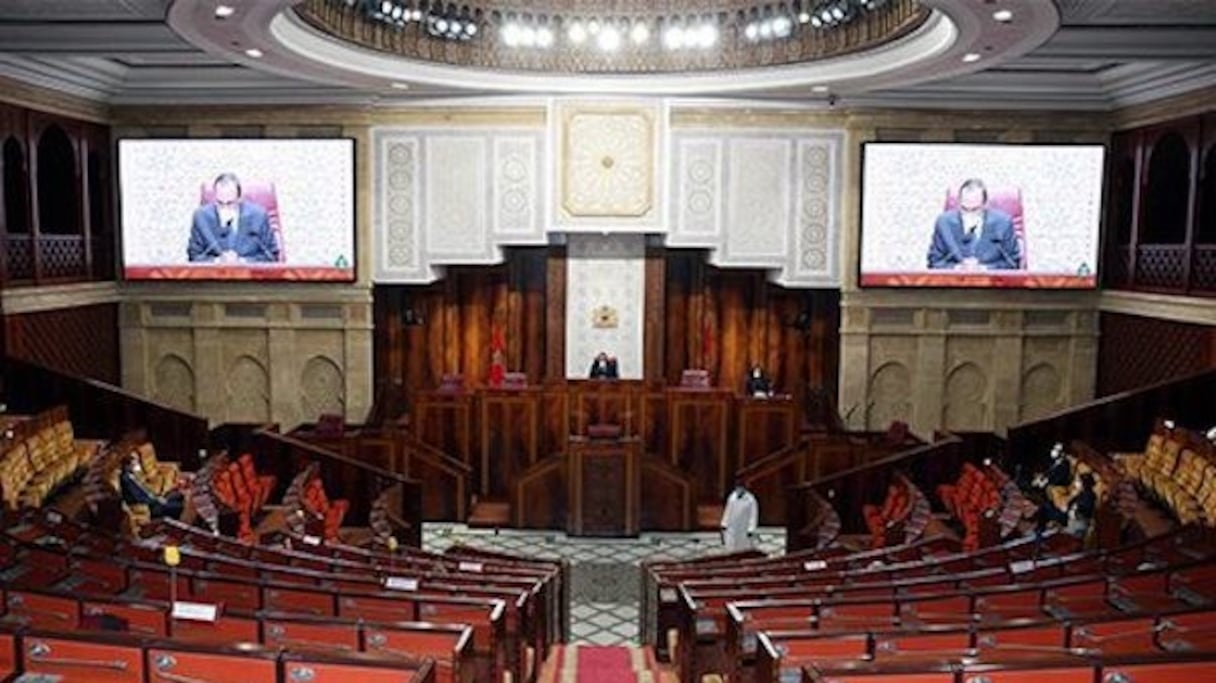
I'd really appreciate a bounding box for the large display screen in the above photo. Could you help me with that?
[859,143,1105,288]
[119,139,355,281]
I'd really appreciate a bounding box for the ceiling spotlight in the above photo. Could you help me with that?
[536,26,554,48]
[518,25,536,48]
[698,23,718,48]
[390,82,410,90]
[773,15,793,37]
[798,11,811,24]
[587,18,601,35]
[992,9,1013,22]
[664,25,686,50]
[380,0,393,15]
[962,52,981,63]
[465,21,477,36]
[812,85,829,93]
[568,21,587,44]
[214,4,235,19]
[597,25,621,52]
[501,23,520,47]
[759,21,773,39]
[244,48,263,58]
[631,21,650,45]
[744,23,759,41]
[434,17,448,32]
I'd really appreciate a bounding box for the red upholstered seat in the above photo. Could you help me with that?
[199,180,285,261]
[944,186,1026,268]
[303,476,349,542]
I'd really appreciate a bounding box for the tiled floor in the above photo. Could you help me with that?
[423,523,785,646]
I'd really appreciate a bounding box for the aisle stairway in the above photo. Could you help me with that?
[541,644,671,683]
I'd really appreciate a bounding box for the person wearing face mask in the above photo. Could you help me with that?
[927,178,1021,271]
[720,478,760,552]
[120,452,185,520]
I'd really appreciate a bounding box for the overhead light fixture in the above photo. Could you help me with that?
[244,48,263,58]
[630,21,650,45]
[962,52,981,63]
[390,82,410,90]
[992,9,1013,23]
[811,85,829,93]
[597,25,621,52]
[214,4,235,19]
[568,21,587,44]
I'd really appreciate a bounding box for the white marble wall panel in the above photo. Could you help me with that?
[564,234,646,380]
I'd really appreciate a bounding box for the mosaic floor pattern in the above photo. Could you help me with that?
[423,524,786,646]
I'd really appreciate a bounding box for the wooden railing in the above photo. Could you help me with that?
[250,427,423,548]
[2,356,210,469]
[1006,368,1216,473]
[785,435,970,551]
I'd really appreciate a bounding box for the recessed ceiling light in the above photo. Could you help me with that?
[214,4,235,19]
[244,48,263,58]
[962,52,981,63]
[390,82,410,90]
[812,85,829,93]
[992,9,1013,23]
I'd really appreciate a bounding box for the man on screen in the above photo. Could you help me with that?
[187,173,279,263]
[926,178,1020,271]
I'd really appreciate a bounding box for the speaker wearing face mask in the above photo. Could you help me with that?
[927,178,1021,271]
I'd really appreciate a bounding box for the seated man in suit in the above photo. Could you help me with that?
[927,178,1021,271]
[744,363,772,397]
[120,453,185,520]
[589,352,619,379]
[187,172,280,264]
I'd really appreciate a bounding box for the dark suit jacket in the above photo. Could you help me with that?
[927,208,1020,270]
[187,200,279,263]
[589,359,619,379]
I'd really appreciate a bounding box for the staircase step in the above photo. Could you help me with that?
[696,504,723,531]
[467,500,511,527]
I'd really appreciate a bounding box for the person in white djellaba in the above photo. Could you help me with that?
[720,478,759,552]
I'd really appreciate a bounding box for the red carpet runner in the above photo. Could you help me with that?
[545,644,663,683]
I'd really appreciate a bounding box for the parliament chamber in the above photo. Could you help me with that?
[1,0,1216,682]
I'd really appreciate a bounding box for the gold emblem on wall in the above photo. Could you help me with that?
[591,304,619,329]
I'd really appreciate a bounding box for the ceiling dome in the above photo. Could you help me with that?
[294,0,929,75]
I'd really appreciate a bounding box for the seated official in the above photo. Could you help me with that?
[589,352,619,379]
[187,172,280,264]
[744,364,772,397]
[120,454,185,520]
[927,178,1021,271]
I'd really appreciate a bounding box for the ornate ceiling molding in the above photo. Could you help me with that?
[294,0,928,74]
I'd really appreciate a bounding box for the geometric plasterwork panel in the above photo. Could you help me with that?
[553,99,663,230]
[373,127,545,283]
[425,136,491,260]
[787,137,840,287]
[668,127,842,287]
[670,138,722,243]
[374,132,426,282]
[721,137,792,264]
[493,137,541,240]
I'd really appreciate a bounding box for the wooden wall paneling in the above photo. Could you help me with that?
[1097,312,1216,396]
[643,245,665,384]
[3,302,119,384]
[545,246,566,382]
[520,250,547,383]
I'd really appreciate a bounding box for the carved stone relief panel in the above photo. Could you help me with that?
[553,100,663,230]
[301,355,345,422]
[227,354,271,423]
[152,354,195,413]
